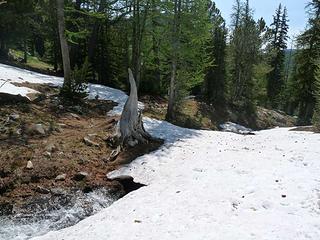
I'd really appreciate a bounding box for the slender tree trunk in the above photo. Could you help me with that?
[132,0,139,86]
[151,0,161,93]
[167,61,177,120]
[23,39,28,63]
[131,0,149,90]
[166,0,180,120]
[56,0,71,88]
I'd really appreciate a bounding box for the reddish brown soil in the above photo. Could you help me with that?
[0,83,162,211]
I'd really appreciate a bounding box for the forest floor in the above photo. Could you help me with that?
[142,95,297,131]
[0,83,162,216]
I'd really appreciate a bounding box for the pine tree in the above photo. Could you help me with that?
[166,0,211,120]
[292,0,320,124]
[266,4,289,109]
[313,64,320,131]
[0,0,36,60]
[204,2,227,106]
[229,0,261,114]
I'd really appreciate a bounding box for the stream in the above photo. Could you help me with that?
[0,188,120,240]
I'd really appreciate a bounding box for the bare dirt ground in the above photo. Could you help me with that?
[0,83,162,215]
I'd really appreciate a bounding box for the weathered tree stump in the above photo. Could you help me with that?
[119,68,152,147]
[106,69,154,162]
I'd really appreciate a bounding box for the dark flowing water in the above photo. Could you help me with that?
[0,189,119,240]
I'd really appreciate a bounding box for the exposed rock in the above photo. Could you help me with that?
[70,113,81,120]
[83,137,100,147]
[50,188,67,196]
[44,151,52,158]
[219,122,254,135]
[56,123,66,133]
[16,128,22,135]
[77,157,89,165]
[55,174,67,181]
[9,113,20,121]
[35,186,50,194]
[73,172,89,181]
[57,123,67,128]
[28,123,46,135]
[88,133,98,137]
[46,143,57,153]
[256,107,296,129]
[26,161,34,170]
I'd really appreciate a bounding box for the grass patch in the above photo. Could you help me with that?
[9,49,53,71]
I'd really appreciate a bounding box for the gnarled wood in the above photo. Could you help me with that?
[119,68,152,146]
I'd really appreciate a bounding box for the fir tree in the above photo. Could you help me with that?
[266,4,289,109]
[292,0,320,124]
[229,0,261,114]
[204,2,227,107]
[312,64,320,131]
[166,0,211,120]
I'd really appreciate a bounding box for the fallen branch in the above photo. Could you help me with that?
[0,79,10,89]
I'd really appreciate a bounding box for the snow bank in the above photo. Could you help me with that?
[0,63,135,114]
[0,79,38,100]
[34,127,320,240]
[1,63,319,240]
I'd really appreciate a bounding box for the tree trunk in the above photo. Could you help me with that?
[131,0,149,90]
[151,0,161,93]
[56,0,71,88]
[23,39,28,63]
[167,61,177,120]
[132,0,141,89]
[166,0,180,121]
[120,68,152,146]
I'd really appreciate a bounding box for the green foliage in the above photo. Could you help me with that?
[169,0,212,114]
[266,4,289,109]
[253,61,272,106]
[2,0,313,126]
[229,0,262,114]
[60,58,91,100]
[312,65,320,131]
[291,0,320,124]
[204,2,227,106]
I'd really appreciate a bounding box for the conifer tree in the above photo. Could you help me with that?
[312,64,320,131]
[204,2,227,107]
[266,4,289,109]
[166,0,211,120]
[229,0,261,114]
[292,0,320,124]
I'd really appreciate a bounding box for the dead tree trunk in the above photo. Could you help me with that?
[120,68,152,147]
